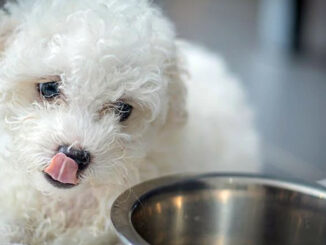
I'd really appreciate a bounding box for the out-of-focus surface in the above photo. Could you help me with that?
[155,0,326,181]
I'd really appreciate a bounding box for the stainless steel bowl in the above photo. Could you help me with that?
[111,173,326,245]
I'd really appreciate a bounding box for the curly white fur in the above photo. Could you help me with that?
[0,0,260,244]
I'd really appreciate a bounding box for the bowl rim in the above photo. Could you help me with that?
[110,172,326,245]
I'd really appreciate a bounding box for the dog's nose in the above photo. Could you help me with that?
[58,145,91,171]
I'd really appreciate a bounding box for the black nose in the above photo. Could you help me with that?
[58,145,91,171]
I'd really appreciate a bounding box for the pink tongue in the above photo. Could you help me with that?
[44,153,79,185]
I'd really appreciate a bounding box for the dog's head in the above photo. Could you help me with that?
[0,0,187,194]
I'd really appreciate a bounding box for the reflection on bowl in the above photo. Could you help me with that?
[111,173,326,245]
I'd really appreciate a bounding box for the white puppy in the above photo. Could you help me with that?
[0,0,260,244]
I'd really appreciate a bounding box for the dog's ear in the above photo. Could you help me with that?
[164,53,188,129]
[0,4,19,102]
[0,5,19,53]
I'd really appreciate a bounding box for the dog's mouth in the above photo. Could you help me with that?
[43,152,80,188]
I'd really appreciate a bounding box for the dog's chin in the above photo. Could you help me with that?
[43,173,77,189]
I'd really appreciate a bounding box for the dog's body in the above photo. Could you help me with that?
[0,0,260,244]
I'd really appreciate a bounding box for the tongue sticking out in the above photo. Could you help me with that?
[44,152,79,185]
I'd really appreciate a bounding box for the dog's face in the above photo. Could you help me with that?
[0,0,186,194]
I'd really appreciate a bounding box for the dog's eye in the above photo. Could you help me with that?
[113,101,133,122]
[38,82,60,99]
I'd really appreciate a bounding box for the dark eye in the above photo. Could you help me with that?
[38,82,60,99]
[114,101,133,122]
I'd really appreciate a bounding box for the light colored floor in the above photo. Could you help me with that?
[155,0,326,182]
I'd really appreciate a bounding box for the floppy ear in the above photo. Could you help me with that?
[0,4,19,111]
[164,51,188,129]
[0,4,19,53]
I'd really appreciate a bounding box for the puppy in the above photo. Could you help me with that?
[0,0,260,244]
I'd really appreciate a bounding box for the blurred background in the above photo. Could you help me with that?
[155,0,326,182]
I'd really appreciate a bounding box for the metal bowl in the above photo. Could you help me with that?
[111,173,326,245]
